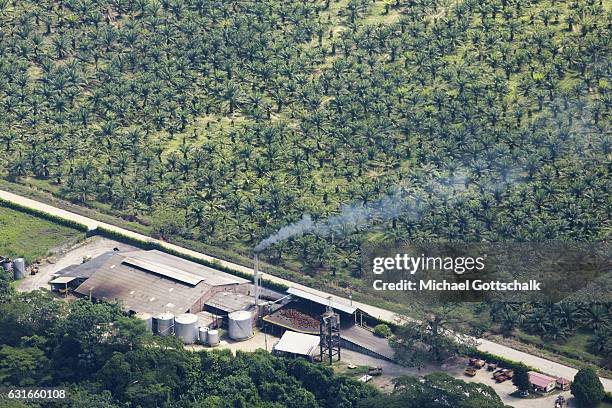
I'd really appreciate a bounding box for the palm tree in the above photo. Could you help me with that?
[524,306,553,335]
[589,327,611,355]
[579,304,610,332]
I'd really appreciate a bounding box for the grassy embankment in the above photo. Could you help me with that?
[0,205,84,263]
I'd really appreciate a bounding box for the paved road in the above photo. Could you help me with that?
[2,188,610,392]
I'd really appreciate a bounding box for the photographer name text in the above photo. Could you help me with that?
[373,279,542,291]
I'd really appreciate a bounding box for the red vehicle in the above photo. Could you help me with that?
[469,358,486,368]
[493,369,513,383]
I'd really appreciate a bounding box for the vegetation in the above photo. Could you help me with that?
[392,308,476,366]
[0,286,376,407]
[571,367,606,407]
[373,323,392,338]
[512,364,531,392]
[0,0,608,285]
[0,196,89,232]
[490,302,612,368]
[357,372,509,408]
[469,349,540,374]
[0,268,13,303]
[0,0,609,389]
[0,205,83,263]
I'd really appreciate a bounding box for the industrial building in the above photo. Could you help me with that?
[50,249,267,345]
[272,331,321,361]
[263,287,394,361]
[53,249,395,361]
[50,251,117,292]
[57,249,254,316]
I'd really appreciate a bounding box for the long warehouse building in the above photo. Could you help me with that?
[73,249,252,316]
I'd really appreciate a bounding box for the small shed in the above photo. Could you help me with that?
[272,331,320,362]
[556,377,571,391]
[49,276,77,294]
[529,371,557,393]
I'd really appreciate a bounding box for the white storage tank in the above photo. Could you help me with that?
[198,327,209,344]
[228,310,253,341]
[174,313,199,344]
[207,329,219,346]
[13,258,26,279]
[153,312,175,336]
[134,312,153,332]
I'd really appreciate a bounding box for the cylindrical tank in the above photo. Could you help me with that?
[1,259,12,272]
[153,312,175,336]
[134,312,153,331]
[174,313,198,344]
[13,258,25,280]
[228,310,253,341]
[198,327,209,344]
[207,329,219,346]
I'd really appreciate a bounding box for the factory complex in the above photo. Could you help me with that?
[48,248,394,362]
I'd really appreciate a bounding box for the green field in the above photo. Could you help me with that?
[0,206,83,263]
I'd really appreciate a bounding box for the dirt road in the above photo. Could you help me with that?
[2,188,610,393]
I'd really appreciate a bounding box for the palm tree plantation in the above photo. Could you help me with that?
[1,0,608,268]
[0,0,610,403]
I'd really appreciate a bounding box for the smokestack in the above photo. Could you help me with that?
[254,254,260,307]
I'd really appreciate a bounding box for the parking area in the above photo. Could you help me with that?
[446,359,577,407]
[337,352,579,408]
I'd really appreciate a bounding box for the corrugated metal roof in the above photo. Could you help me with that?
[56,251,116,279]
[49,276,76,284]
[287,287,357,314]
[75,250,248,315]
[124,250,248,286]
[123,256,203,286]
[273,331,320,356]
[342,325,395,360]
[529,372,556,388]
[205,291,254,313]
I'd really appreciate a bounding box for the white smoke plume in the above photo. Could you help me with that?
[254,172,469,253]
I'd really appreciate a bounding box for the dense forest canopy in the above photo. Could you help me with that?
[0,0,609,279]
